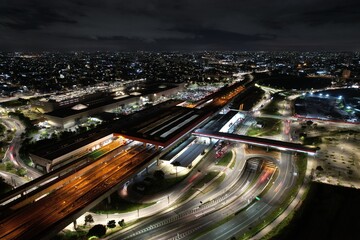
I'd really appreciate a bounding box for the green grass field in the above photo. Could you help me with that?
[216,151,233,166]
[91,193,155,214]
[247,118,282,137]
[88,149,107,159]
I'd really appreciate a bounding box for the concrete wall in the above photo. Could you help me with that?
[30,154,52,172]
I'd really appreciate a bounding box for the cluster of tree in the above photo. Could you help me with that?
[8,111,38,135]
[0,127,14,142]
[22,121,105,152]
[107,219,126,229]
[0,123,6,135]
[153,170,165,180]
[2,162,27,176]
[118,219,125,227]
[85,215,126,238]
[0,98,28,108]
[16,167,27,177]
[20,129,79,158]
[87,224,106,238]
[4,162,15,171]
[84,214,94,226]
[107,220,116,229]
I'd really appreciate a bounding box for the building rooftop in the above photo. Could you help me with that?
[45,83,180,118]
[45,95,133,118]
[32,82,248,161]
[31,126,114,161]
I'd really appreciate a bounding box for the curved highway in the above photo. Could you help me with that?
[108,152,277,240]
[1,117,41,179]
[107,97,299,240]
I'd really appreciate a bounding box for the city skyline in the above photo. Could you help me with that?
[1,0,360,51]
[0,50,359,239]
[0,1,360,238]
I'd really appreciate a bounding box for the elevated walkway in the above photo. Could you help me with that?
[193,130,318,154]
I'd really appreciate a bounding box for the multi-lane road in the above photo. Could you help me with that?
[0,85,305,239]
[108,149,278,240]
[0,143,159,240]
[195,103,296,239]
[1,117,41,179]
[105,96,299,239]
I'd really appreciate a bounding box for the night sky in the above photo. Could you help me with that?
[1,0,359,51]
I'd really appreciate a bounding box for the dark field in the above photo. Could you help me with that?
[258,75,333,90]
[274,183,360,240]
[294,88,359,121]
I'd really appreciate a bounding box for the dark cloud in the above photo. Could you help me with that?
[160,28,277,48]
[0,1,78,30]
[0,0,359,51]
[302,4,360,26]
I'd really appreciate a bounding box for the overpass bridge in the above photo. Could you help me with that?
[230,109,298,121]
[0,80,253,239]
[0,144,159,240]
[231,109,360,126]
[193,129,318,155]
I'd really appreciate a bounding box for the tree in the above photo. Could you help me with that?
[77,126,87,134]
[107,220,116,231]
[153,170,165,180]
[316,166,324,171]
[5,162,14,171]
[16,167,27,177]
[118,219,126,227]
[87,224,106,238]
[84,214,94,226]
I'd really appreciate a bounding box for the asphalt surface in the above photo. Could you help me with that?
[1,117,41,179]
[106,96,298,240]
[0,143,159,240]
[108,148,278,240]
